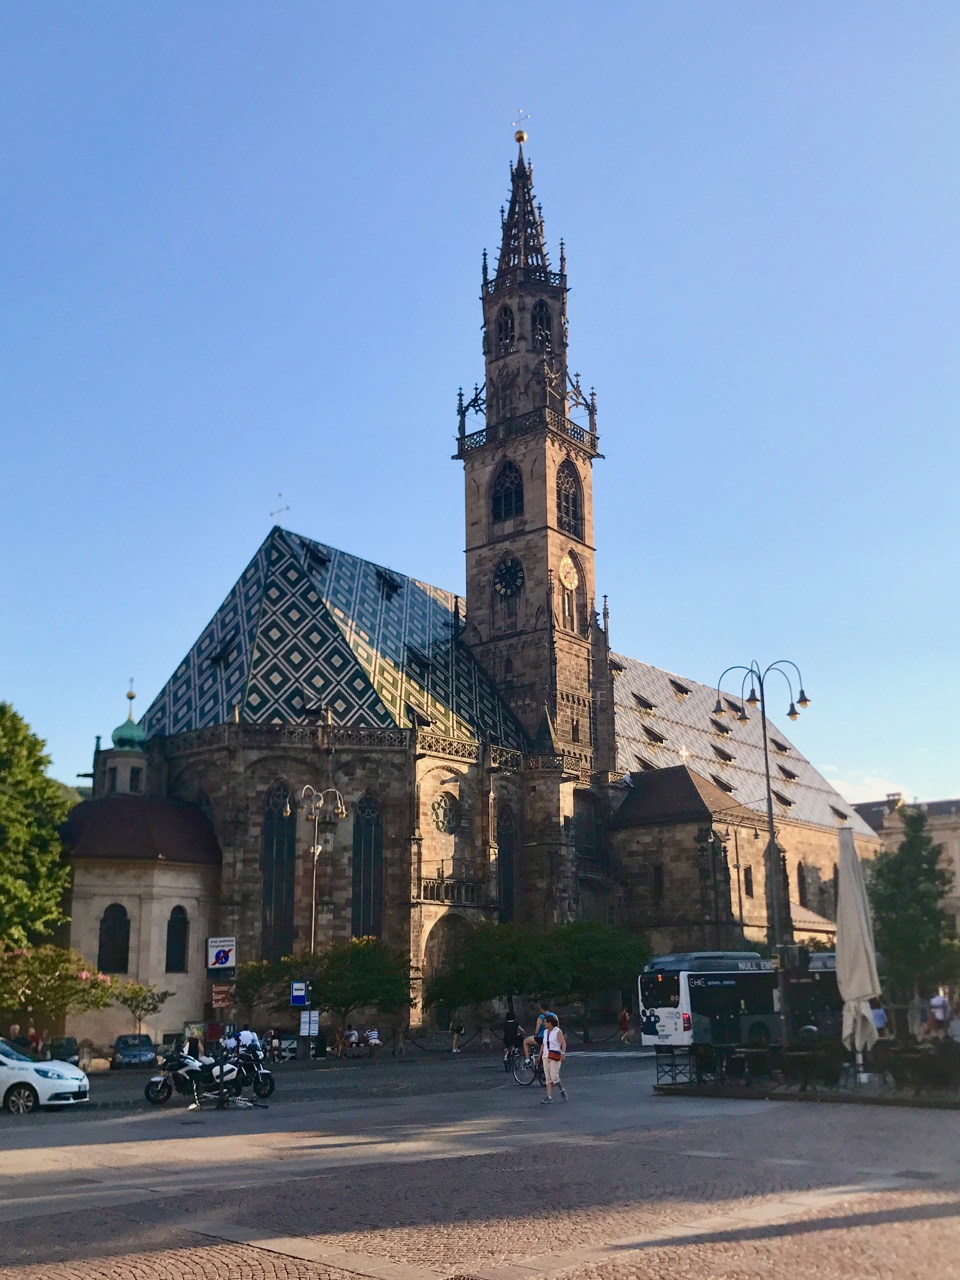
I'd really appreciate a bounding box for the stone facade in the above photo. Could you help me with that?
[63,140,881,1041]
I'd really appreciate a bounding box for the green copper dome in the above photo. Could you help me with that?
[111,714,146,751]
[111,687,146,750]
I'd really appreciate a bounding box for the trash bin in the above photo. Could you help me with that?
[312,1029,327,1059]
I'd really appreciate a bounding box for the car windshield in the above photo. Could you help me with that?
[0,1038,35,1063]
[117,1036,153,1048]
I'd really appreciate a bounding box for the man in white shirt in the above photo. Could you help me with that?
[238,1025,259,1049]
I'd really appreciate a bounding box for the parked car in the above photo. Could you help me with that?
[110,1034,158,1070]
[46,1036,80,1066]
[0,1038,89,1114]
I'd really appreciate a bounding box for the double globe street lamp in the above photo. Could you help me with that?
[284,784,348,954]
[712,660,810,955]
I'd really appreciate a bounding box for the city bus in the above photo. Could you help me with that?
[639,951,842,1049]
[640,957,778,1049]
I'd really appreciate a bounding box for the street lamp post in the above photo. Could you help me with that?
[295,785,347,954]
[712,660,811,1042]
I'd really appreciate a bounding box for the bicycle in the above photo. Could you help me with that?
[512,1052,546,1087]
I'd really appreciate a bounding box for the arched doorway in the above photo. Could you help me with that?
[422,914,472,993]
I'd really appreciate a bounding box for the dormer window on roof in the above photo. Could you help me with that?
[724,698,743,715]
[632,693,656,712]
[208,630,238,668]
[772,789,794,807]
[634,755,656,772]
[610,659,625,675]
[771,739,790,754]
[712,744,735,763]
[711,774,735,794]
[641,725,665,746]
[710,718,732,737]
[376,568,404,599]
[777,764,798,781]
[669,678,691,697]
[830,805,849,822]
[405,644,433,672]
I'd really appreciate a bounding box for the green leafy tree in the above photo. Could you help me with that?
[294,938,412,1032]
[868,807,954,999]
[0,704,71,945]
[424,923,546,1010]
[233,959,283,1023]
[548,920,650,1040]
[0,945,115,1023]
[114,981,174,1035]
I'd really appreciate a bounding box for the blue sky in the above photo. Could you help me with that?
[2,3,958,803]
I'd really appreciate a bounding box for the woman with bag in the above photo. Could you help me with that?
[538,1014,567,1104]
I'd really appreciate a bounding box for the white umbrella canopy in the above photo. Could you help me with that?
[836,826,881,1053]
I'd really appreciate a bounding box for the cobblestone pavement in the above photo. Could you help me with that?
[1,1055,958,1279]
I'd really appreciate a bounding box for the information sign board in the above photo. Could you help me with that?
[299,1010,320,1037]
[290,981,309,1007]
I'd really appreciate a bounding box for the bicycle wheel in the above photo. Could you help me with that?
[513,1056,537,1086]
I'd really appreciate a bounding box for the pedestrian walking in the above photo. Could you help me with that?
[450,1012,465,1053]
[538,1014,567,1104]
[618,1008,633,1044]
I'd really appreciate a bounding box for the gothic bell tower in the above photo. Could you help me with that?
[456,132,609,770]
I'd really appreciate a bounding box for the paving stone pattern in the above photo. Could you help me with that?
[2,1059,960,1280]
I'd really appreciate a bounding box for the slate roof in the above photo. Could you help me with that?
[611,764,758,829]
[142,527,528,750]
[63,796,222,865]
[611,653,876,839]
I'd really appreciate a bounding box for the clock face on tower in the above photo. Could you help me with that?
[493,557,525,598]
[558,553,579,590]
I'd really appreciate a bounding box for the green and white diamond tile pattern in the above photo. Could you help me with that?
[142,527,526,749]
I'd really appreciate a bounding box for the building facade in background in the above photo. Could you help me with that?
[63,142,878,1042]
[854,793,960,931]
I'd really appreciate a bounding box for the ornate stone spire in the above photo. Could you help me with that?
[495,132,549,278]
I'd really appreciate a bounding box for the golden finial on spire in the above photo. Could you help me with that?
[512,107,530,145]
[126,678,136,721]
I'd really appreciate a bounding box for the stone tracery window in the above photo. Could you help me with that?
[797,861,809,910]
[261,781,296,964]
[491,462,524,523]
[352,795,383,938]
[556,460,584,540]
[496,806,517,923]
[531,299,552,351]
[431,791,461,835]
[495,305,515,355]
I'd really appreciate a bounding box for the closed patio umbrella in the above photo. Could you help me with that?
[836,826,881,1056]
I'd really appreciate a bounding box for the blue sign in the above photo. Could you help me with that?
[290,981,309,1007]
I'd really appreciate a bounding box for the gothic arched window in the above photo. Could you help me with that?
[261,781,297,964]
[352,796,383,938]
[491,462,524,523]
[797,861,809,910]
[165,905,189,973]
[531,300,552,351]
[495,305,515,355]
[556,460,584,540]
[497,806,517,923]
[98,903,130,974]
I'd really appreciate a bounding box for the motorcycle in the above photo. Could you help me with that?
[234,1042,275,1099]
[145,1043,240,1106]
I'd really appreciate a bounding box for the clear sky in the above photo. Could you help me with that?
[2,3,958,803]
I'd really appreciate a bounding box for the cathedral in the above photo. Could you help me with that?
[63,136,879,1042]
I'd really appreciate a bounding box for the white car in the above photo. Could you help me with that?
[0,1038,90,1114]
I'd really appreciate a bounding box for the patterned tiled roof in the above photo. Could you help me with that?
[612,653,876,839]
[142,528,528,750]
